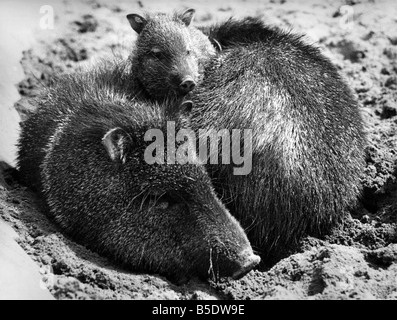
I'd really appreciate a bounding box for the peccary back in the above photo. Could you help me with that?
[190,18,366,263]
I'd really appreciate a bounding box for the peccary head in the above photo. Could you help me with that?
[43,99,259,283]
[101,101,259,282]
[127,9,214,100]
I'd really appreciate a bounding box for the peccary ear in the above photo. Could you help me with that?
[180,100,193,117]
[102,128,131,163]
[180,8,195,26]
[126,14,147,34]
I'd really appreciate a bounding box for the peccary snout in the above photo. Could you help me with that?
[179,76,196,94]
[232,249,261,280]
[207,237,260,281]
[189,187,260,282]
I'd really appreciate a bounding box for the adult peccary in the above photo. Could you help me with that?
[189,18,366,264]
[126,9,216,100]
[17,62,260,282]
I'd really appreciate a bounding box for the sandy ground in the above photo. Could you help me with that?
[0,0,396,299]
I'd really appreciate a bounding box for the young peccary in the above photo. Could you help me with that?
[17,63,260,282]
[190,18,366,264]
[126,9,216,100]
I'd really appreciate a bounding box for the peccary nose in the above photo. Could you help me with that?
[231,250,261,280]
[179,77,196,94]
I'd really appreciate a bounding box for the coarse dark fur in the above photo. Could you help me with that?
[190,18,366,265]
[17,61,135,192]
[126,9,216,101]
[17,61,260,282]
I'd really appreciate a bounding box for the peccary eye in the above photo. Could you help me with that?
[157,194,180,208]
[186,49,191,55]
[150,49,164,59]
[156,201,169,210]
[148,193,180,209]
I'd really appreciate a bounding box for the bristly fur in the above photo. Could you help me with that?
[16,59,259,282]
[16,59,187,191]
[190,17,367,265]
[128,10,216,101]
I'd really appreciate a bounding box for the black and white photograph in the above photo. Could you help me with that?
[0,0,396,304]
